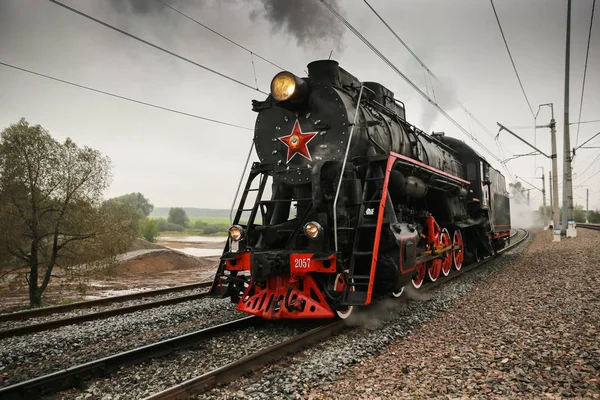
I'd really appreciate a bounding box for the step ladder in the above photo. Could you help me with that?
[341,159,393,306]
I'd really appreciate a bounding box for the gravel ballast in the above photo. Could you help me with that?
[52,320,325,399]
[303,229,599,399]
[0,297,244,388]
[194,230,534,400]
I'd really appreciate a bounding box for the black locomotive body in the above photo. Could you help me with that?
[209,60,511,319]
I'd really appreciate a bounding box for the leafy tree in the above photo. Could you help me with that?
[0,119,140,307]
[107,192,154,218]
[168,207,189,227]
[508,181,528,204]
[140,218,159,242]
[573,204,586,223]
[155,218,184,232]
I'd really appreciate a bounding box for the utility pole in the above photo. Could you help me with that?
[542,170,546,225]
[562,0,576,237]
[497,113,560,241]
[549,171,553,226]
[535,167,547,226]
[549,112,560,241]
[586,188,589,223]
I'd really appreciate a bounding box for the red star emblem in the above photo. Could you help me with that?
[278,119,317,163]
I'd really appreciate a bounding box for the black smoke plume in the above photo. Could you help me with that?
[249,0,346,52]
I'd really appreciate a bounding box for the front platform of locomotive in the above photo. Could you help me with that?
[208,60,367,320]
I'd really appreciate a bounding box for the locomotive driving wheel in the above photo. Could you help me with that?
[334,272,354,319]
[440,228,453,277]
[411,262,427,289]
[427,233,443,282]
[453,230,464,271]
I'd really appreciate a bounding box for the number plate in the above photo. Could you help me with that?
[293,257,311,269]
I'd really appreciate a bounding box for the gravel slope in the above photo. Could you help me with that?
[0,288,208,331]
[304,228,600,399]
[195,230,533,400]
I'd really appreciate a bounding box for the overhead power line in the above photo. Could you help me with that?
[489,0,535,117]
[575,0,596,149]
[571,119,600,126]
[318,0,503,166]
[47,0,268,95]
[155,0,286,72]
[362,0,516,182]
[0,61,253,131]
[363,1,496,141]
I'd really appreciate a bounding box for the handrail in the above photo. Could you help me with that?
[229,140,255,226]
[333,84,366,251]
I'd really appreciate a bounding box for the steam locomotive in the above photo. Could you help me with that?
[208,60,511,320]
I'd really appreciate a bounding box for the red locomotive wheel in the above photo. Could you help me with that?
[440,228,453,277]
[453,230,464,270]
[334,272,354,319]
[412,262,427,289]
[427,259,441,282]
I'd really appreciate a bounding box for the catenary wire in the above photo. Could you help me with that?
[363,0,499,142]
[47,0,268,95]
[575,0,596,149]
[318,0,504,167]
[489,0,535,117]
[0,61,253,131]
[359,0,518,183]
[154,0,287,72]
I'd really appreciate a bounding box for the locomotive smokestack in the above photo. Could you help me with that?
[307,60,341,86]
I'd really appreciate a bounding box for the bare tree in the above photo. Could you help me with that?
[0,119,140,307]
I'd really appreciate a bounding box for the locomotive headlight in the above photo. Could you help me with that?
[228,225,244,241]
[270,71,309,103]
[303,221,322,240]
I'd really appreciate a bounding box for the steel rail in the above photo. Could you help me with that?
[144,229,530,400]
[143,320,346,400]
[0,291,212,339]
[0,281,213,322]
[0,316,260,400]
[577,223,600,230]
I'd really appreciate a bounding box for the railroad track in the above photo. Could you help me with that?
[0,282,213,339]
[0,317,261,400]
[0,282,213,321]
[0,229,530,400]
[145,228,530,400]
[577,223,600,231]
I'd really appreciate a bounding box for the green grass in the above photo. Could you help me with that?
[157,230,228,237]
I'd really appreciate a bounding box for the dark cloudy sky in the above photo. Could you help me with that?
[1,0,598,211]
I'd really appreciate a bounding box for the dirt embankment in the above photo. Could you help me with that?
[0,238,221,313]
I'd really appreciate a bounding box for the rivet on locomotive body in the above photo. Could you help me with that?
[276,126,281,130]
[306,112,311,118]
[284,116,289,121]
[320,144,328,148]
[315,156,323,161]
[277,160,283,165]
[319,131,327,136]
[272,150,277,155]
[297,170,302,175]
[315,119,321,125]
[271,138,277,142]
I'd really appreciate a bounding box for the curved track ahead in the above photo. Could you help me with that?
[577,223,600,231]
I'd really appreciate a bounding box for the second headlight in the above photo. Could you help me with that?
[303,221,322,240]
[228,225,245,241]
